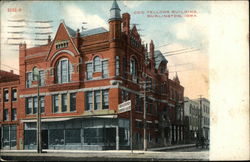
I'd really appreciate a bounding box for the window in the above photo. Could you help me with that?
[130,58,137,81]
[94,91,101,110]
[56,58,72,83]
[26,98,32,114]
[121,90,129,102]
[102,60,109,78]
[12,89,17,101]
[11,108,17,121]
[135,95,142,112]
[136,121,143,128]
[33,97,38,114]
[160,65,165,73]
[26,72,32,88]
[93,56,101,72]
[4,89,9,102]
[33,67,38,81]
[56,40,69,50]
[86,92,93,111]
[49,129,64,145]
[115,56,120,76]
[86,63,93,80]
[52,95,59,113]
[70,93,76,112]
[65,129,81,144]
[123,57,127,77]
[61,94,67,112]
[3,109,8,121]
[102,90,109,109]
[39,70,45,86]
[40,96,45,113]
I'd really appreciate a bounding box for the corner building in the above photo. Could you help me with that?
[1,0,184,150]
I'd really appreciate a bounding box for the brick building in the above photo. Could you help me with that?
[1,0,184,150]
[0,70,19,150]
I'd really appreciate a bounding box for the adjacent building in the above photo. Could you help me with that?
[0,70,19,150]
[184,97,210,143]
[1,0,185,150]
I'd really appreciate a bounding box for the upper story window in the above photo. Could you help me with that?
[86,58,109,80]
[115,56,120,76]
[26,72,32,88]
[93,56,101,72]
[102,60,109,78]
[56,40,69,50]
[4,89,9,102]
[130,58,137,82]
[11,108,17,121]
[56,58,73,84]
[130,58,137,76]
[160,65,166,73]
[86,63,93,80]
[39,70,45,86]
[12,89,17,101]
[3,109,8,121]
[33,67,38,81]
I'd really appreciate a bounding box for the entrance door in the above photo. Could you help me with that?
[42,130,48,149]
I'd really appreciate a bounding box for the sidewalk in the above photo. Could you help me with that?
[148,143,196,151]
[0,143,196,153]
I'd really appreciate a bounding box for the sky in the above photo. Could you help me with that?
[0,0,210,99]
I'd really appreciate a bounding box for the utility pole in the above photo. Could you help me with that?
[34,69,42,153]
[143,79,147,151]
[130,102,133,154]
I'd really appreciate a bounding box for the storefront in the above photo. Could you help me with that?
[1,125,17,150]
[22,117,130,150]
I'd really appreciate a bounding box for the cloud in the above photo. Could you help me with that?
[171,12,211,52]
[122,1,143,9]
[64,5,108,31]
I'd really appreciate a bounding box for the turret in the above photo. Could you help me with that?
[109,0,122,41]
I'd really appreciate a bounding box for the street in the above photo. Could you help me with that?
[1,147,209,161]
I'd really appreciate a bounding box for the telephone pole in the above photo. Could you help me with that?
[34,69,42,153]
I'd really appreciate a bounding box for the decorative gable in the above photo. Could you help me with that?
[46,21,80,62]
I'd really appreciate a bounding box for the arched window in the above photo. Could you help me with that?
[56,58,73,83]
[33,67,38,81]
[93,56,101,72]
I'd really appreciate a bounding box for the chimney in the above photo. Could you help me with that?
[150,40,155,59]
[122,13,130,35]
[48,35,51,44]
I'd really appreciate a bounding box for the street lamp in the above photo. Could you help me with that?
[33,68,42,153]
